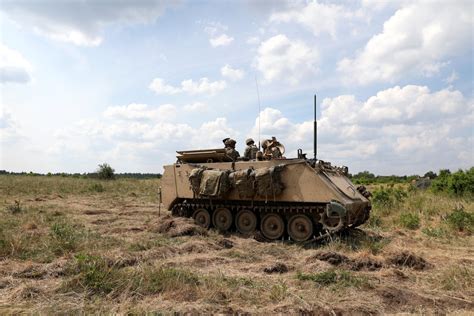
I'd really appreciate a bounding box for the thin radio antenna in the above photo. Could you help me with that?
[255,74,262,150]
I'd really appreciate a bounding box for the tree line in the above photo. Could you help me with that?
[0,163,161,180]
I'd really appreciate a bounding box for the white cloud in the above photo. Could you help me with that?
[338,1,473,85]
[149,77,226,95]
[1,1,171,46]
[270,1,352,38]
[246,36,260,45]
[181,78,226,94]
[0,107,24,143]
[209,34,234,47]
[183,102,208,112]
[104,103,176,121]
[203,21,234,47]
[445,71,459,84]
[255,34,318,84]
[0,44,32,84]
[45,107,238,172]
[149,78,180,95]
[250,85,472,174]
[220,64,244,81]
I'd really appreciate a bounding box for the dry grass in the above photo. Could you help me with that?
[0,175,473,314]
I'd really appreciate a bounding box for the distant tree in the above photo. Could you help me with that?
[97,163,115,180]
[424,171,437,179]
[356,171,375,179]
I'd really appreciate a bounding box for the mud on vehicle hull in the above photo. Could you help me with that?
[162,159,371,242]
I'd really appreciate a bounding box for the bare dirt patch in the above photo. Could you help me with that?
[387,251,432,270]
[309,251,383,271]
[154,215,208,237]
[263,262,289,274]
[83,209,111,215]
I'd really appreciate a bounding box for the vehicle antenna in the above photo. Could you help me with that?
[255,74,261,150]
[314,94,317,161]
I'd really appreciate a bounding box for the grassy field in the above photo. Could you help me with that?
[0,175,473,314]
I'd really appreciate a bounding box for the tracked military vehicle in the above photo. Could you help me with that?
[160,97,371,242]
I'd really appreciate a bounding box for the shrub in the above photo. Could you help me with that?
[431,168,474,197]
[372,189,392,208]
[372,187,408,209]
[97,163,115,180]
[399,212,420,230]
[50,222,81,254]
[446,207,474,233]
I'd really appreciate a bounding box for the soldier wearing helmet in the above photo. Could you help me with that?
[243,138,258,160]
[223,138,240,161]
[262,136,284,160]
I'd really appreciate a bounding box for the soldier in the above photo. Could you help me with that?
[224,138,240,161]
[271,146,282,159]
[243,138,258,160]
[263,136,284,160]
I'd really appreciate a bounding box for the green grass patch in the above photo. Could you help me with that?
[0,175,159,201]
[399,212,420,230]
[63,253,123,295]
[422,226,448,238]
[296,270,371,289]
[62,254,201,297]
[88,183,105,193]
[136,266,200,295]
[128,235,184,252]
[222,250,260,262]
[50,222,83,255]
[0,204,119,262]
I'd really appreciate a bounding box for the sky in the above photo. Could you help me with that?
[0,0,473,175]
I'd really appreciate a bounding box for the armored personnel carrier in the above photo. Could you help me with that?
[160,98,371,242]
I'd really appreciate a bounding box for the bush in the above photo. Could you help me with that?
[446,207,474,233]
[372,187,408,209]
[372,189,392,208]
[399,212,420,230]
[97,163,115,180]
[431,168,474,197]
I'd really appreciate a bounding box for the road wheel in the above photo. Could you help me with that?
[320,211,344,232]
[260,213,285,240]
[236,209,257,236]
[193,208,211,229]
[212,207,232,231]
[288,214,313,242]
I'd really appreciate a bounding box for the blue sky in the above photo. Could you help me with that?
[0,0,472,175]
